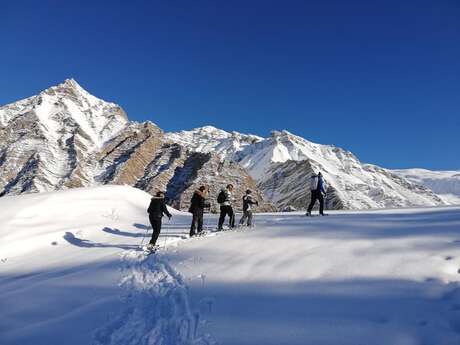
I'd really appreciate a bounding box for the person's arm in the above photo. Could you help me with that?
[162,201,172,218]
[321,180,327,194]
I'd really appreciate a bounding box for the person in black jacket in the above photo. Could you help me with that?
[147,191,172,248]
[189,186,208,237]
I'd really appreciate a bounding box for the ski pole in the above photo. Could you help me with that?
[140,225,149,248]
[205,211,211,232]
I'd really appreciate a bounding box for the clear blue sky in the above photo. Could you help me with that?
[1,0,459,170]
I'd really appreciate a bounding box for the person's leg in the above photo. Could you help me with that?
[239,211,247,226]
[247,211,253,226]
[228,207,235,228]
[318,193,324,215]
[149,217,162,245]
[190,212,198,237]
[218,206,226,230]
[307,191,318,214]
[197,209,204,233]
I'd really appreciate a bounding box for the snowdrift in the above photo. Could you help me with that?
[1,185,460,345]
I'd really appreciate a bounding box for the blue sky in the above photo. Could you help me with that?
[1,0,459,170]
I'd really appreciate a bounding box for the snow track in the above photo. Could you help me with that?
[3,186,460,345]
[94,250,216,345]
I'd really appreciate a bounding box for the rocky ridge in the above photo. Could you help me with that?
[0,79,446,211]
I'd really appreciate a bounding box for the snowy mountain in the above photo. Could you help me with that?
[0,79,128,194]
[0,80,273,211]
[168,128,445,210]
[164,125,262,160]
[0,79,446,210]
[393,168,460,205]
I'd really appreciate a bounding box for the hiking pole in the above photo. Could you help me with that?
[140,225,150,248]
[204,210,211,232]
[164,216,171,248]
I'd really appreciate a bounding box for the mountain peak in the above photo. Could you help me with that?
[43,78,91,98]
[61,78,84,91]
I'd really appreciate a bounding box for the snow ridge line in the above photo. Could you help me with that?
[93,250,216,345]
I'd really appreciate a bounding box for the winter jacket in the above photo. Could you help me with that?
[189,190,207,213]
[242,194,258,212]
[219,189,233,206]
[147,196,172,219]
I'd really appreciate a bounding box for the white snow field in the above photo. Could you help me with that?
[1,186,460,345]
[393,168,460,205]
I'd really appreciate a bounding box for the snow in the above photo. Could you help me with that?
[165,127,443,209]
[0,79,131,196]
[0,78,128,150]
[1,80,446,210]
[165,126,263,160]
[394,168,460,205]
[1,186,460,344]
[0,186,192,345]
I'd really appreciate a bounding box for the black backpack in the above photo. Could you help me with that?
[217,190,226,203]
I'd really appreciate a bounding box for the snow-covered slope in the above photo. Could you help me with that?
[0,185,201,345]
[0,78,128,148]
[244,130,444,209]
[2,186,460,345]
[0,79,447,210]
[165,125,262,160]
[170,128,445,210]
[393,168,460,205]
[0,79,128,194]
[0,81,272,210]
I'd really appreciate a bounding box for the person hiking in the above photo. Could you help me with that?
[239,189,258,227]
[146,191,172,249]
[217,184,235,230]
[189,186,208,237]
[306,172,327,216]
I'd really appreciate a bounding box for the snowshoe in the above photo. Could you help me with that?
[143,244,159,255]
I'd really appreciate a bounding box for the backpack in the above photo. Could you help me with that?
[309,175,319,190]
[217,190,226,204]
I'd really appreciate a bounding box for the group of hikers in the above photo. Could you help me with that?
[145,184,259,249]
[145,172,327,250]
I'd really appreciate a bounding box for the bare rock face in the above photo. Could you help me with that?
[0,79,128,195]
[164,153,276,212]
[0,79,274,212]
[0,79,447,212]
[258,159,345,211]
[97,122,163,186]
[169,128,445,210]
[135,142,189,195]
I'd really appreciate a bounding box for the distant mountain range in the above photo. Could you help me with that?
[0,79,456,211]
[392,168,460,205]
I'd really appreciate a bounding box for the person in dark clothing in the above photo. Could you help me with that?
[217,184,235,230]
[239,189,258,227]
[306,172,327,216]
[189,186,208,237]
[147,191,172,248]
